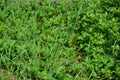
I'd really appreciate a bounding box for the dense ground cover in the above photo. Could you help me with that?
[0,0,120,80]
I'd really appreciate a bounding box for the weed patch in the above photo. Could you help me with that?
[0,0,120,80]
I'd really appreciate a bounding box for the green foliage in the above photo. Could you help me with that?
[0,0,120,80]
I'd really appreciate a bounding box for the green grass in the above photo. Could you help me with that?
[0,0,120,80]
